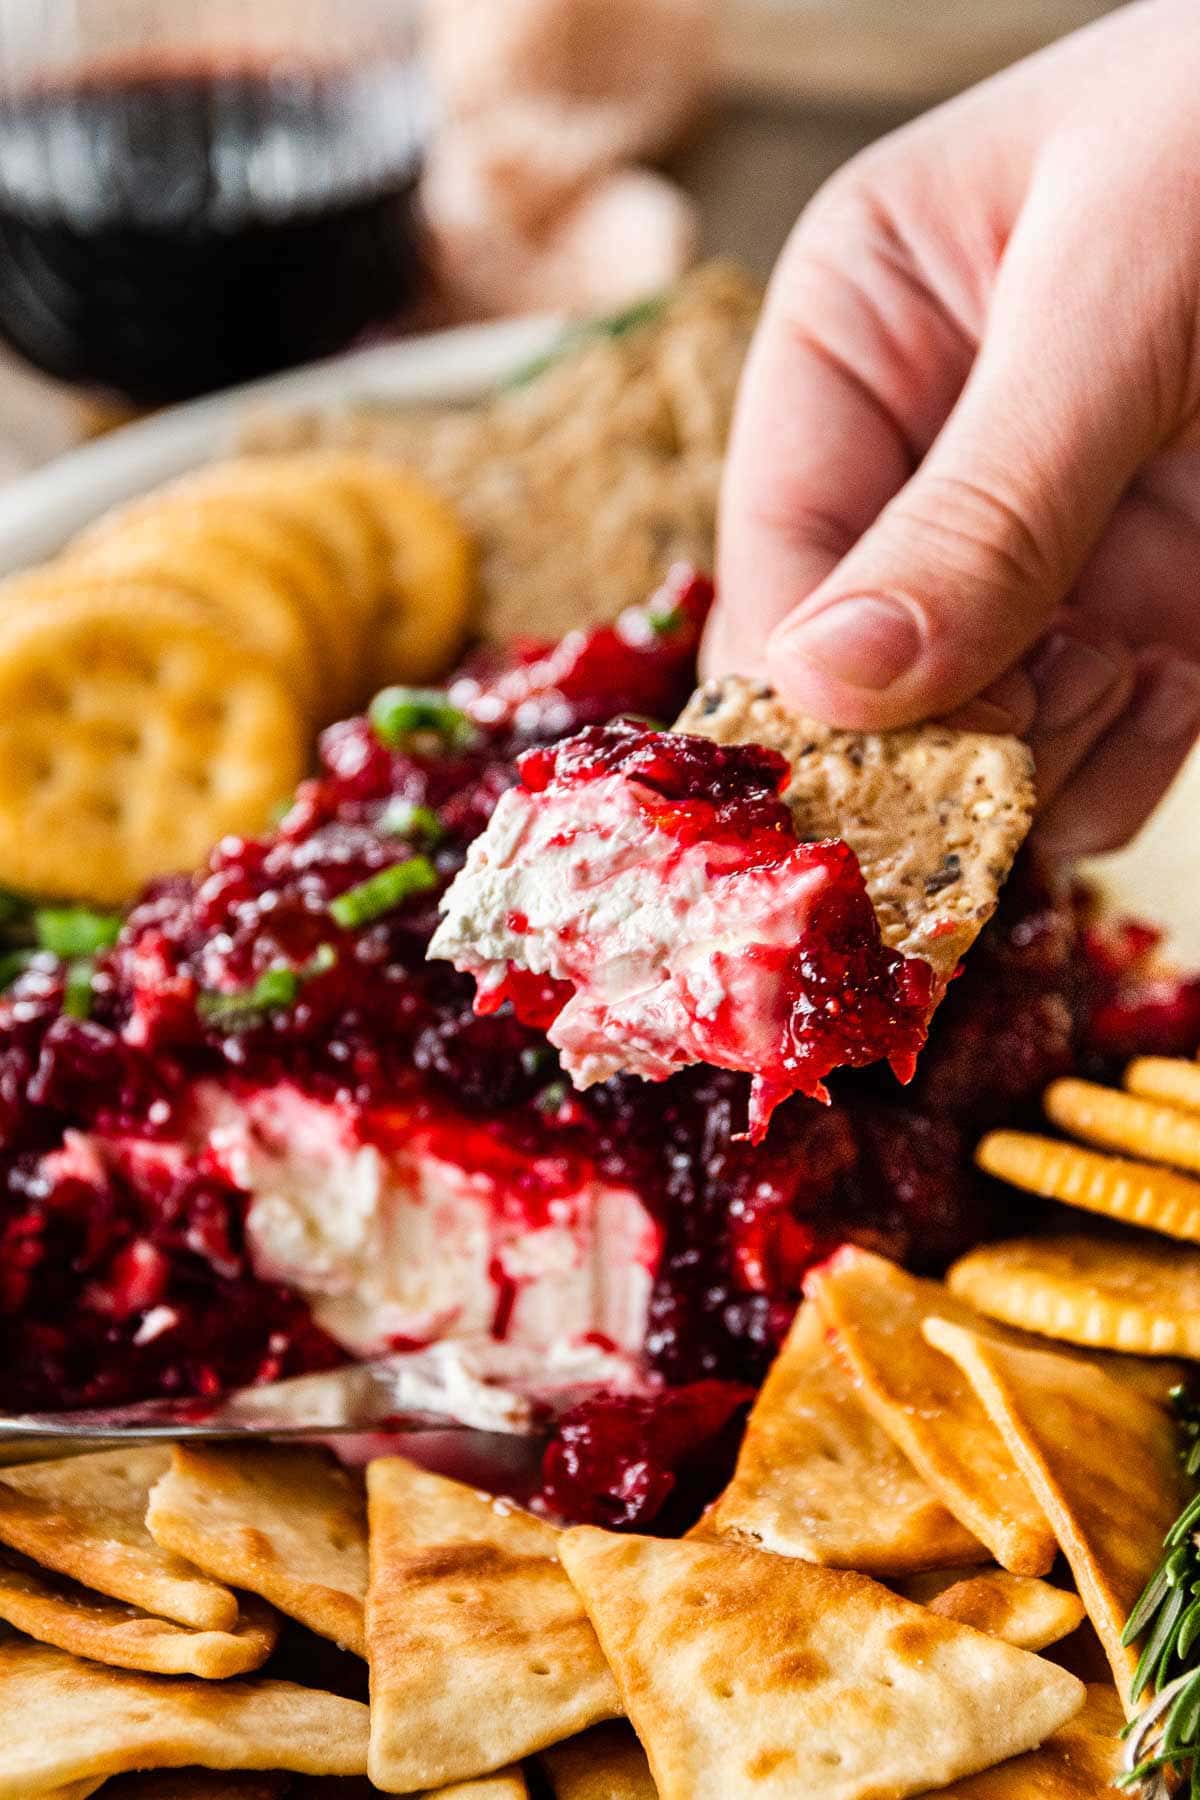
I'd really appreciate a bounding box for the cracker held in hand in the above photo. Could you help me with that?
[146,1446,367,1657]
[677,673,1034,977]
[0,1546,277,1677]
[978,1129,1200,1243]
[542,1722,657,1800]
[0,1448,237,1632]
[0,1637,369,1797]
[703,1302,985,1575]
[899,1567,1085,1652]
[558,1527,1084,1800]
[930,1683,1123,1797]
[365,1456,620,1794]
[947,1229,1200,1355]
[923,1317,1185,1705]
[804,1248,1056,1575]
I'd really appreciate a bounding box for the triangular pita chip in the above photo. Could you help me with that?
[703,1303,984,1573]
[0,1637,369,1796]
[146,1446,367,1657]
[900,1567,1085,1652]
[365,1456,620,1793]
[421,1776,529,1800]
[923,1317,1185,1707]
[0,1448,237,1631]
[558,1527,1084,1800]
[929,1683,1123,1796]
[804,1249,1056,1574]
[0,1544,278,1676]
[677,674,1034,976]
[542,1722,657,1799]
[44,1786,104,1800]
[94,1775,287,1798]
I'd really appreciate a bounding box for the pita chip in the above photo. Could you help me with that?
[365,1456,620,1793]
[928,1683,1123,1796]
[703,1303,985,1574]
[0,1545,278,1676]
[420,1776,529,1800]
[900,1567,1085,1652]
[558,1527,1084,1800]
[0,1448,237,1631]
[146,1446,367,1657]
[0,1637,369,1797]
[678,674,1034,977]
[96,1775,288,1799]
[805,1248,1057,1575]
[924,1317,1185,1706]
[542,1722,658,1800]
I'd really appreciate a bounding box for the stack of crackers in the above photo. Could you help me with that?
[245,262,762,645]
[0,452,474,903]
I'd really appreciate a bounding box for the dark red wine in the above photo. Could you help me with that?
[0,63,426,404]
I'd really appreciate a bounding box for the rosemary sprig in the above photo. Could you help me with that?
[1119,1387,1200,1797]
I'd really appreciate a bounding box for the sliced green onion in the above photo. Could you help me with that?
[535,1078,570,1115]
[646,605,683,638]
[378,800,444,846]
[503,292,667,388]
[35,906,123,959]
[329,858,438,931]
[198,943,337,1031]
[369,687,477,752]
[62,958,96,1020]
[0,947,35,991]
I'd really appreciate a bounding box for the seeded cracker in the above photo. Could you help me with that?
[0,1638,369,1795]
[805,1249,1057,1575]
[558,1527,1084,1800]
[923,1318,1185,1705]
[542,1721,658,1800]
[365,1457,620,1794]
[899,1567,1085,1652]
[146,1446,368,1657]
[947,1229,1200,1355]
[0,1546,278,1676]
[677,674,1034,977]
[0,1448,237,1632]
[701,1302,986,1574]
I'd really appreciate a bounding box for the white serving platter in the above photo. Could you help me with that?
[0,312,1192,959]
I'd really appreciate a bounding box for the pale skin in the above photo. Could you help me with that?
[709,0,1200,858]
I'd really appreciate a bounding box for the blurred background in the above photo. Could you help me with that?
[0,0,1119,477]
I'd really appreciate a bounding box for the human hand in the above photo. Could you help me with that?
[709,0,1200,858]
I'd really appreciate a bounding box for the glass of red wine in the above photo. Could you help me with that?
[0,0,427,405]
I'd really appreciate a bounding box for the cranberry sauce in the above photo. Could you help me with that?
[0,563,1190,1529]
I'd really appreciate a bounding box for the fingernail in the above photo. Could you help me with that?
[944,668,1038,735]
[775,596,923,692]
[1027,632,1124,738]
[1132,658,1200,744]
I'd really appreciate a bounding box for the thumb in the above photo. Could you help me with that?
[765,186,1166,729]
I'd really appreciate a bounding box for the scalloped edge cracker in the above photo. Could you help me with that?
[1046,1078,1200,1175]
[804,1248,1057,1575]
[146,1446,368,1658]
[702,1302,985,1574]
[900,1567,1085,1652]
[542,1722,657,1800]
[558,1527,1084,1800]
[0,1448,237,1632]
[0,1638,369,1797]
[677,674,1034,977]
[923,1317,1185,1708]
[0,1546,278,1677]
[365,1457,620,1794]
[978,1129,1200,1243]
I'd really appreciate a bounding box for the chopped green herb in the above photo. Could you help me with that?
[535,1078,570,1115]
[520,1044,558,1080]
[0,947,34,991]
[62,958,96,1020]
[197,943,337,1031]
[646,606,683,638]
[378,800,444,846]
[369,687,477,752]
[329,858,438,931]
[503,292,668,388]
[35,905,123,959]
